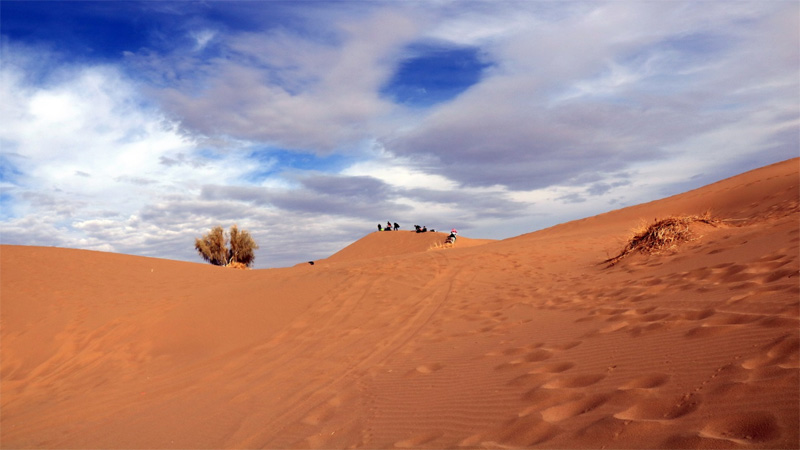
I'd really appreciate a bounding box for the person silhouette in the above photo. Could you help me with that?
[446,228,458,243]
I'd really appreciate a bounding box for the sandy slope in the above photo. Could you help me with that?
[322,231,494,264]
[1,158,797,449]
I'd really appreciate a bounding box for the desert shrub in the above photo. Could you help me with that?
[605,213,719,266]
[195,226,228,266]
[195,225,259,268]
[228,225,258,267]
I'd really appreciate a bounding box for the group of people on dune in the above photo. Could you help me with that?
[377,222,457,244]
[377,221,400,231]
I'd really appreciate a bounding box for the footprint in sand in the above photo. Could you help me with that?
[472,413,560,446]
[708,313,761,326]
[760,268,797,283]
[744,367,799,389]
[543,373,606,389]
[686,267,714,281]
[530,361,575,374]
[551,341,582,350]
[501,343,544,356]
[619,373,670,390]
[540,393,611,422]
[520,386,569,408]
[713,264,754,284]
[405,363,444,376]
[741,334,799,369]
[574,414,662,442]
[684,324,734,338]
[636,312,672,322]
[699,411,780,444]
[599,321,629,333]
[681,308,716,321]
[507,372,551,388]
[684,311,765,338]
[495,361,525,371]
[523,349,553,362]
[494,349,553,370]
[614,393,701,421]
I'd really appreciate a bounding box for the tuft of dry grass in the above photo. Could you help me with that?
[605,213,720,266]
[225,261,250,270]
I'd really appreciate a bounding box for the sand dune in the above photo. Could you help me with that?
[322,230,494,264]
[1,158,798,449]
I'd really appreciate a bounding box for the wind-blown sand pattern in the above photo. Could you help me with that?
[2,159,798,449]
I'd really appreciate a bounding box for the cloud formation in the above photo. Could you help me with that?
[1,1,797,268]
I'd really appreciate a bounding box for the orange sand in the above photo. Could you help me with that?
[1,158,798,449]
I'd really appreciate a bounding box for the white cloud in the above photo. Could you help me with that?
[342,157,457,191]
[150,8,422,151]
[1,60,213,254]
[385,1,798,191]
[190,29,216,51]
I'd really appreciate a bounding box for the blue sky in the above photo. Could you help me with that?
[1,1,798,268]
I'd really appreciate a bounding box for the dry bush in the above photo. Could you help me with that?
[605,213,719,266]
[228,225,258,267]
[195,225,259,268]
[195,226,228,266]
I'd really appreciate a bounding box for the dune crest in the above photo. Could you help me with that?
[322,230,494,264]
[2,158,798,449]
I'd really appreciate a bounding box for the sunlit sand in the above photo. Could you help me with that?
[2,159,797,449]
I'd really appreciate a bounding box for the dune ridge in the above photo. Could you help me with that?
[321,230,494,264]
[1,158,798,449]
